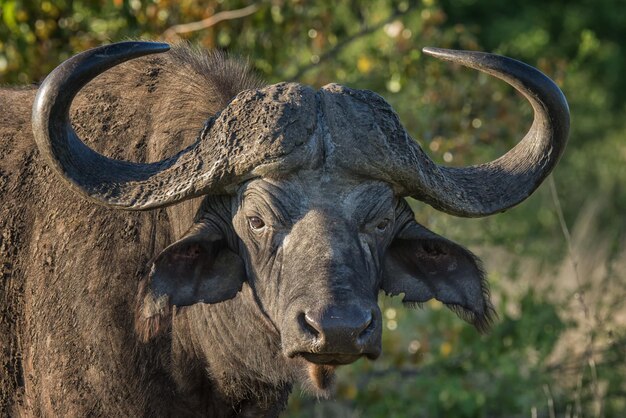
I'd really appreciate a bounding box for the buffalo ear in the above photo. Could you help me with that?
[382,222,495,332]
[135,228,245,342]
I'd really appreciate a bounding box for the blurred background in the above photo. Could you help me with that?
[1,0,624,416]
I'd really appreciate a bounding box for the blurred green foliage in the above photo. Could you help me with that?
[352,293,566,417]
[1,0,624,416]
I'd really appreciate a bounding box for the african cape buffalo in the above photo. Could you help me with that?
[0,42,569,417]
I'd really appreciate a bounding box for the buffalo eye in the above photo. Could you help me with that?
[376,218,390,232]
[248,216,266,230]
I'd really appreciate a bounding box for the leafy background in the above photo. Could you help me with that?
[1,0,624,416]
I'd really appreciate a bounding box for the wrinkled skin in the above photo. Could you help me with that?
[235,175,393,363]
[1,46,494,417]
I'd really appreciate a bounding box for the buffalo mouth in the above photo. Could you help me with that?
[298,351,376,365]
[292,350,380,391]
[297,352,379,391]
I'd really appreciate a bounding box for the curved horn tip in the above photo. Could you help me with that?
[96,41,171,57]
[422,46,450,56]
[112,40,170,52]
[422,46,477,63]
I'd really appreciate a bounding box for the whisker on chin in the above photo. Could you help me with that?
[307,363,337,392]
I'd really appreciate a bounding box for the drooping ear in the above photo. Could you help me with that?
[135,225,246,342]
[382,221,495,332]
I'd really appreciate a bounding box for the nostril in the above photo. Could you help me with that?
[359,311,372,332]
[299,312,321,337]
[358,310,376,339]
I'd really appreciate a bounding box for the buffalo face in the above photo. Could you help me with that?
[136,170,494,391]
[232,176,393,367]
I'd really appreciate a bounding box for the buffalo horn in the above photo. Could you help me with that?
[32,41,235,210]
[400,48,570,217]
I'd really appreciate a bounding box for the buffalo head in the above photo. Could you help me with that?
[31,42,569,391]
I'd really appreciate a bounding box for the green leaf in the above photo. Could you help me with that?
[1,0,18,32]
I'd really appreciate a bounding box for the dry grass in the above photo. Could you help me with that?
[481,193,626,418]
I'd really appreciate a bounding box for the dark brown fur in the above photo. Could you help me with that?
[0,45,271,417]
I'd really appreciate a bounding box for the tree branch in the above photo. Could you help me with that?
[288,4,417,81]
[162,4,260,42]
